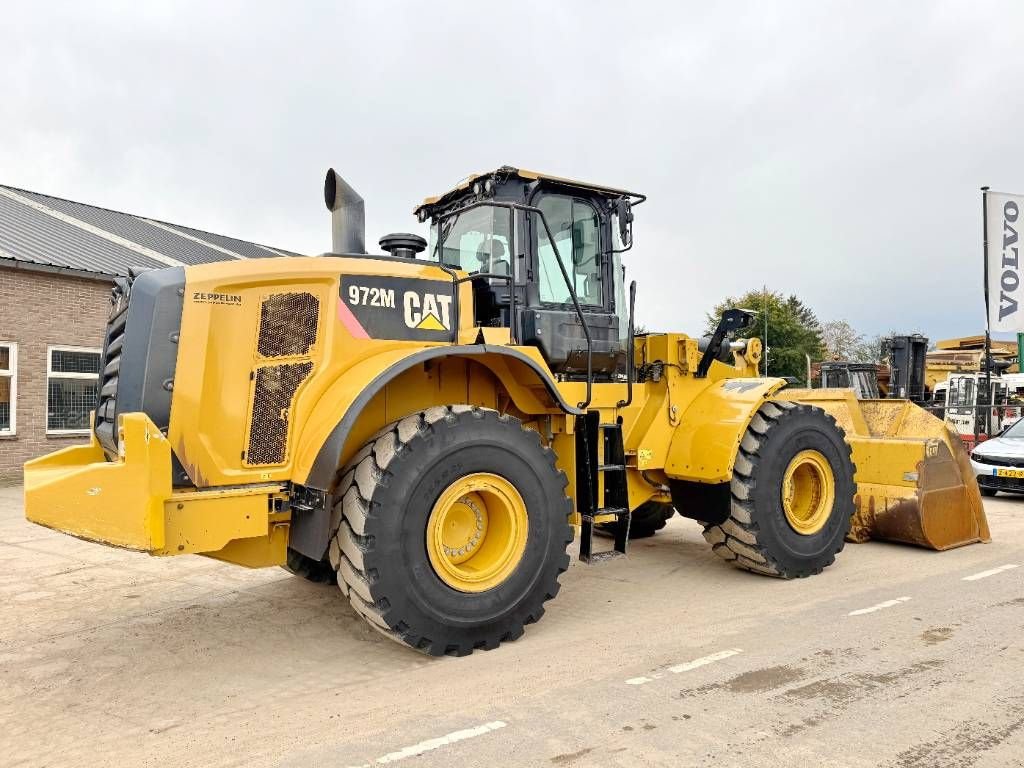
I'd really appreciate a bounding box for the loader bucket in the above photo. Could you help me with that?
[778,390,989,550]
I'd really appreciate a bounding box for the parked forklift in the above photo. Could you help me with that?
[24,167,988,656]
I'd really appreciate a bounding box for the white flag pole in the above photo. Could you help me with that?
[982,186,991,438]
[763,284,768,377]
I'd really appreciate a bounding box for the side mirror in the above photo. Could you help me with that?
[616,199,633,248]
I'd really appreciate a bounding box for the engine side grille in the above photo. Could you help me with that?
[257,292,320,358]
[246,361,313,466]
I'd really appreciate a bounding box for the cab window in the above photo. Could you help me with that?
[950,378,974,408]
[535,195,602,306]
[428,206,512,276]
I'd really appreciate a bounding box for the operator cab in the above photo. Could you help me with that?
[414,166,645,380]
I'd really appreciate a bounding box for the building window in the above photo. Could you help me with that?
[47,346,101,434]
[0,342,16,436]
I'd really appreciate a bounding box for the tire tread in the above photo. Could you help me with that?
[328,405,572,656]
[701,401,855,579]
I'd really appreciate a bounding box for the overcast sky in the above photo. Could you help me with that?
[3,1,1023,341]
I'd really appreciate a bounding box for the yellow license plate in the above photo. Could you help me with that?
[995,468,1024,478]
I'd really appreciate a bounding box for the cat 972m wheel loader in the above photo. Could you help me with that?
[24,166,989,656]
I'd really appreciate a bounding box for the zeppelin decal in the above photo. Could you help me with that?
[191,291,242,305]
[339,275,455,341]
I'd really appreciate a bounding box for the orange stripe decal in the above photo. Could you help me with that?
[337,299,370,339]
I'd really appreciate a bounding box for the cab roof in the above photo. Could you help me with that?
[415,166,644,215]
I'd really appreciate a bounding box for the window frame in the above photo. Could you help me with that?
[0,341,17,437]
[45,344,102,436]
[531,193,606,309]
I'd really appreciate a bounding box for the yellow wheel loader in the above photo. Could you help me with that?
[24,167,989,656]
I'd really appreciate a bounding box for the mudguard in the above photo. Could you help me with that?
[289,344,577,559]
[664,377,787,483]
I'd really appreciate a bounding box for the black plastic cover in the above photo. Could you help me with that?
[520,307,625,377]
[94,267,184,457]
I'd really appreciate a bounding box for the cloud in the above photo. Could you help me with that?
[2,0,1022,341]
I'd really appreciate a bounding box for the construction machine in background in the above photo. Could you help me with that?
[816,334,929,403]
[819,362,881,399]
[817,334,1021,452]
[23,167,988,656]
[886,334,930,401]
[937,373,1021,450]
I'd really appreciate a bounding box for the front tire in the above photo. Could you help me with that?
[702,400,855,578]
[329,406,573,656]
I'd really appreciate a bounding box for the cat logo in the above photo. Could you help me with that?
[338,275,455,341]
[404,290,453,331]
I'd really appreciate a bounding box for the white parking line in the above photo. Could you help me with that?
[346,721,507,767]
[963,564,1019,581]
[848,596,912,616]
[625,648,743,686]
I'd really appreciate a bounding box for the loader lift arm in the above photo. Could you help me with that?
[697,308,755,378]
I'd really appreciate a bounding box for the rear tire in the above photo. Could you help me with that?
[701,400,855,578]
[282,548,336,584]
[599,501,674,539]
[328,405,573,656]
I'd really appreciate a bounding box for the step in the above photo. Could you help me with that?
[581,550,626,564]
[581,507,628,523]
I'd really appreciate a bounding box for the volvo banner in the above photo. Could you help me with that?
[987,190,1024,332]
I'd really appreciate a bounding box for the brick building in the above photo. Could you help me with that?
[0,185,298,482]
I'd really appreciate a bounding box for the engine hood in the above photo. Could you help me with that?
[973,435,1024,458]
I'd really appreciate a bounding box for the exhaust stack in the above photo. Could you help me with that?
[324,168,365,254]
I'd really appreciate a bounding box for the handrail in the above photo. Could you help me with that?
[617,280,637,408]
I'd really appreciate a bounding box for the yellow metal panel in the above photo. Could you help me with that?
[292,346,568,484]
[552,432,578,524]
[169,255,476,488]
[203,520,290,568]
[24,413,170,551]
[664,378,786,482]
[476,327,512,345]
[24,411,290,559]
[156,485,283,556]
[290,346,437,478]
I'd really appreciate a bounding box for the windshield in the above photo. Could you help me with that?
[426,206,512,275]
[849,370,878,399]
[1001,417,1024,438]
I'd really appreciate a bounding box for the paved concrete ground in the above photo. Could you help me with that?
[1,483,1022,768]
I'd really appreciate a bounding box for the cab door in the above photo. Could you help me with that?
[520,192,625,378]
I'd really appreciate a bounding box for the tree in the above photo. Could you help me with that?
[820,320,892,363]
[706,289,824,379]
[852,334,885,363]
[821,319,864,361]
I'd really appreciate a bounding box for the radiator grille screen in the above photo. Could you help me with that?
[257,292,319,358]
[246,361,313,466]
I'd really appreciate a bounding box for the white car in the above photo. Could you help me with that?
[970,418,1024,496]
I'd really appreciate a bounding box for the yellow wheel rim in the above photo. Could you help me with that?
[781,450,835,535]
[426,473,529,593]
